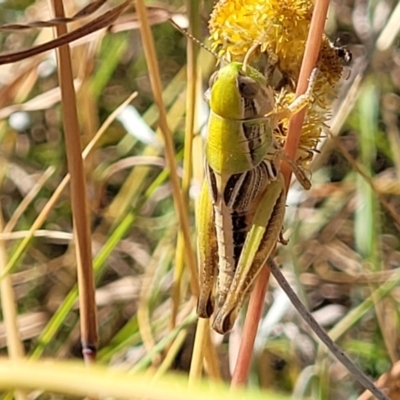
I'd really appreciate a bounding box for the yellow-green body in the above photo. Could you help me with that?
[197,60,314,334]
[206,63,275,174]
[197,62,286,334]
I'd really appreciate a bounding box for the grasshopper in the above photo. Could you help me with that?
[197,59,316,334]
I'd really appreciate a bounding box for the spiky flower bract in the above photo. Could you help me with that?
[209,0,348,164]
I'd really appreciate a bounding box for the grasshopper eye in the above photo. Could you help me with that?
[237,75,260,99]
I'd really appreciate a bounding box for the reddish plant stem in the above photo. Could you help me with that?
[230,0,330,387]
[230,267,270,388]
[282,0,330,187]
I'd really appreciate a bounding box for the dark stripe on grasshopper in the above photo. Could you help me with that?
[207,163,218,204]
[232,213,247,261]
[212,161,279,310]
[242,121,269,165]
[224,161,276,210]
[243,96,258,117]
[238,103,276,167]
[216,210,248,308]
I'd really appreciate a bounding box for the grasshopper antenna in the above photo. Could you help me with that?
[242,41,260,73]
[169,17,225,63]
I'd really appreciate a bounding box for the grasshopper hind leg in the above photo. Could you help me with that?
[196,180,219,318]
[212,174,287,334]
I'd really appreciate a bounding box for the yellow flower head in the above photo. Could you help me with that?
[208,0,349,164]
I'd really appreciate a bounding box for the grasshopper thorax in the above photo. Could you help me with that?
[205,62,276,175]
[208,62,275,120]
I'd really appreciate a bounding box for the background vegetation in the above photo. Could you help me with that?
[0,0,399,399]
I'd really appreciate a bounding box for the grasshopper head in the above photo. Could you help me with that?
[208,63,273,120]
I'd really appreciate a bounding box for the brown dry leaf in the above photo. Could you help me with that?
[0,0,108,30]
[0,0,129,65]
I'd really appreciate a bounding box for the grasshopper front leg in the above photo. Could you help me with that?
[267,142,312,190]
[212,173,286,334]
[271,68,318,121]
